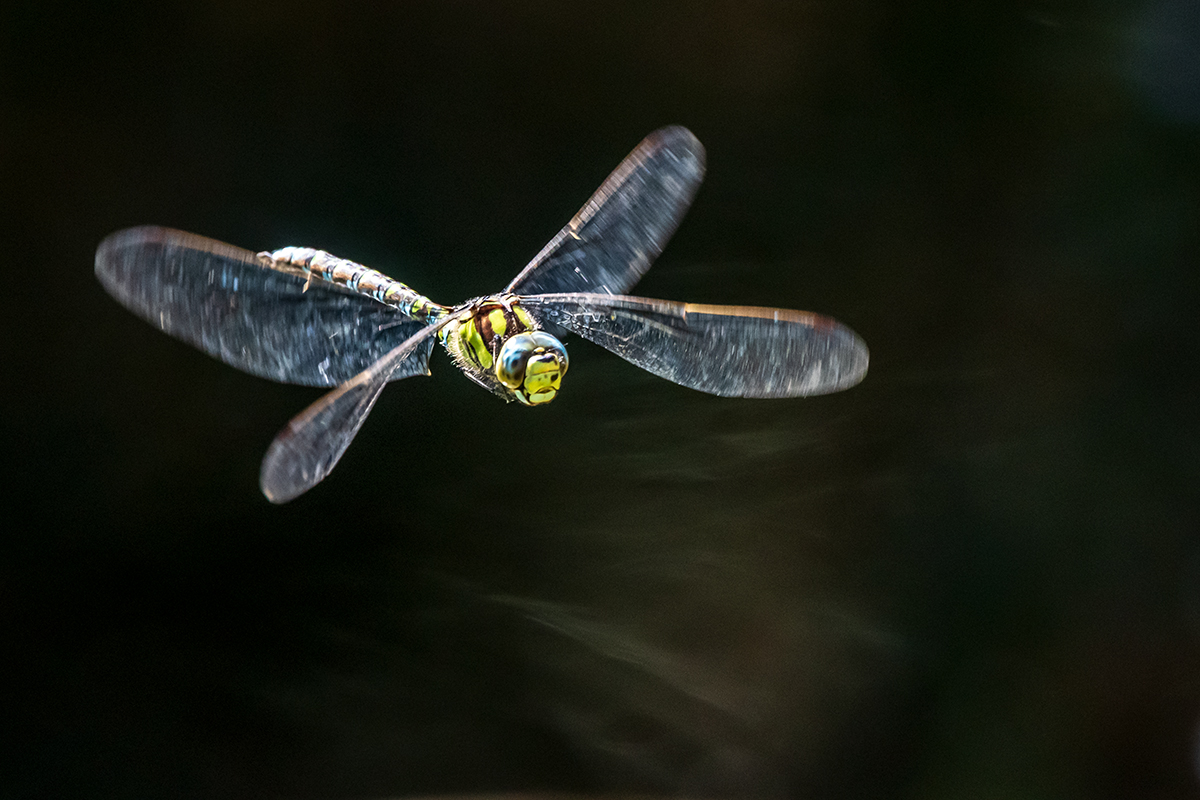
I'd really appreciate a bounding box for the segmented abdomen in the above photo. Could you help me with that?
[257,246,445,323]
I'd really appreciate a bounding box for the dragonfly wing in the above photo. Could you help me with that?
[505,126,706,298]
[259,313,461,503]
[96,226,433,387]
[524,293,869,398]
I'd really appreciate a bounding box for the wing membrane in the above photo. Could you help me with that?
[96,226,433,386]
[523,294,868,398]
[259,313,461,503]
[505,126,706,297]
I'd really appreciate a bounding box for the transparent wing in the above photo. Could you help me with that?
[259,313,462,504]
[96,226,434,387]
[523,293,869,398]
[505,126,706,297]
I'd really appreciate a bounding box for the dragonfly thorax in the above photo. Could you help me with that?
[440,296,568,405]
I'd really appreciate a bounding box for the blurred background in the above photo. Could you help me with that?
[3,1,1199,797]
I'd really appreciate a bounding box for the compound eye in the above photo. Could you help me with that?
[495,332,568,404]
[496,333,538,389]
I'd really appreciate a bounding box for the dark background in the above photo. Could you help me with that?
[3,1,1199,797]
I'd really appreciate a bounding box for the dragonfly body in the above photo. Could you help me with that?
[258,247,568,404]
[437,294,568,405]
[97,126,869,502]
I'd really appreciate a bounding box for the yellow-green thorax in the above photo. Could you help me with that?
[439,295,568,405]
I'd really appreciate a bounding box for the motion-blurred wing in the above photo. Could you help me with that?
[505,126,706,297]
[523,294,868,398]
[259,313,461,503]
[96,226,433,387]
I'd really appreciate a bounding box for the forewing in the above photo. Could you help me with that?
[505,126,706,297]
[96,226,433,386]
[524,294,869,398]
[259,314,460,503]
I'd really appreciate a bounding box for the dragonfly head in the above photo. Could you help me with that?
[496,331,568,406]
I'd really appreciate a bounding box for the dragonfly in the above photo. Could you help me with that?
[96,126,869,503]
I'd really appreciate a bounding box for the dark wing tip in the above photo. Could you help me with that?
[96,226,161,281]
[96,225,257,274]
[259,427,314,504]
[95,226,174,307]
[836,325,870,391]
[96,224,175,260]
[259,468,294,505]
[649,125,707,174]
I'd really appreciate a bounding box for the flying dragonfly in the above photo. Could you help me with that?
[96,126,869,503]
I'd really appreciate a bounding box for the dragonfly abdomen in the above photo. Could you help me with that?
[257,246,445,322]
